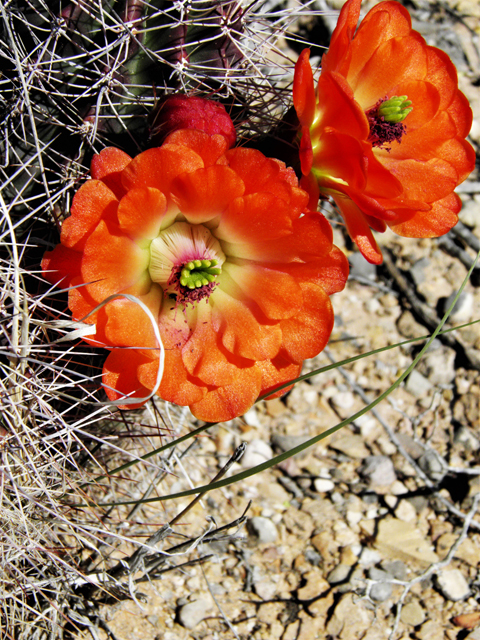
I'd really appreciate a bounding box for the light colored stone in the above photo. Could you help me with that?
[247,516,278,544]
[375,518,439,567]
[400,601,426,626]
[405,370,433,398]
[241,439,273,468]
[360,455,396,488]
[394,499,417,523]
[329,433,370,459]
[297,570,330,600]
[436,569,470,601]
[177,598,212,630]
[314,478,335,493]
[436,533,480,567]
[326,593,374,638]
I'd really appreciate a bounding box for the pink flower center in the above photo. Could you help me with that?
[149,221,225,309]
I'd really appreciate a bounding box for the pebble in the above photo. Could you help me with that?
[331,390,355,410]
[314,478,335,493]
[382,560,407,581]
[458,197,480,228]
[177,598,211,629]
[329,433,370,459]
[360,455,396,488]
[419,346,457,385]
[405,370,433,398]
[327,564,351,585]
[296,570,330,600]
[326,593,374,638]
[240,439,273,468]
[368,568,393,602]
[454,425,480,451]
[271,434,311,453]
[375,518,439,567]
[440,291,474,322]
[418,450,446,482]
[436,569,470,601]
[400,601,426,626]
[349,252,377,280]
[247,516,278,544]
[394,499,417,523]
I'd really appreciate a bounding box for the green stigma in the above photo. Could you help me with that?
[179,259,222,289]
[377,95,413,123]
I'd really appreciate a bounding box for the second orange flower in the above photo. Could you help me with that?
[293,0,475,264]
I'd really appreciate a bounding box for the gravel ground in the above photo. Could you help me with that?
[74,1,480,638]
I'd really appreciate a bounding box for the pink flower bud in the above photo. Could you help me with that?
[149,95,236,148]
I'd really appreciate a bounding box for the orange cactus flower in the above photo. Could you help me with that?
[293,0,475,264]
[42,130,348,422]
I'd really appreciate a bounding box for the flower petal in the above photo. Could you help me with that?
[137,348,206,406]
[293,49,317,128]
[257,354,302,400]
[212,287,282,361]
[121,144,204,196]
[81,220,150,302]
[224,263,302,320]
[117,187,167,241]
[61,180,119,250]
[103,348,153,409]
[104,285,162,349]
[280,282,334,363]
[91,147,132,199]
[189,364,262,423]
[171,165,244,221]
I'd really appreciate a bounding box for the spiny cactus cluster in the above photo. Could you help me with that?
[0,1,309,637]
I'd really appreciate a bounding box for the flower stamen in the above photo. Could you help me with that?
[366,95,412,149]
[180,259,222,289]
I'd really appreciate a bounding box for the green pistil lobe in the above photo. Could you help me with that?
[378,96,413,123]
[179,258,222,289]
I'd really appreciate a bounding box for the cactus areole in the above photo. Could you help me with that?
[42,129,349,422]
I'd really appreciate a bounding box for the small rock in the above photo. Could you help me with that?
[329,433,370,459]
[436,569,470,601]
[271,434,311,453]
[454,425,480,451]
[368,568,392,602]
[297,570,330,600]
[177,598,211,629]
[382,560,407,581]
[453,612,480,630]
[405,370,433,398]
[418,450,446,482]
[326,593,374,638]
[436,532,480,567]
[360,456,396,488]
[400,601,425,626]
[440,291,474,322]
[419,346,456,385]
[314,478,335,493]
[417,620,447,640]
[247,516,278,544]
[331,390,355,410]
[410,258,430,287]
[254,579,277,600]
[395,433,425,459]
[327,564,351,585]
[349,252,377,280]
[241,439,273,468]
[394,499,417,523]
[357,548,383,567]
[375,518,439,567]
[458,198,480,228]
